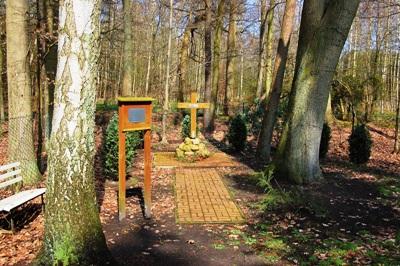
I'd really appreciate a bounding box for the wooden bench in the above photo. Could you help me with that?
[0,162,46,232]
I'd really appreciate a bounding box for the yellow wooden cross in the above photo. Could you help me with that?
[177,92,210,138]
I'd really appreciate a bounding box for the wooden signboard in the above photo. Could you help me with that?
[118,97,154,221]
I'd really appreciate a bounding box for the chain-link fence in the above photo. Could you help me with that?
[0,115,42,184]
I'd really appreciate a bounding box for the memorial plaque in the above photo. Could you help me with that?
[128,108,145,123]
[188,103,199,109]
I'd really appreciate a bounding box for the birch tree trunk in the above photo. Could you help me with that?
[145,21,156,96]
[256,0,296,162]
[161,0,173,143]
[275,0,360,184]
[224,0,238,115]
[121,0,133,96]
[207,0,225,132]
[6,0,41,184]
[40,0,110,264]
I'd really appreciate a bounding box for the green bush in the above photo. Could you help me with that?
[348,124,372,164]
[319,123,331,159]
[227,114,247,151]
[103,113,141,180]
[181,115,191,139]
[242,99,263,136]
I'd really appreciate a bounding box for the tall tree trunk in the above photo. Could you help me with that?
[325,92,335,123]
[203,0,213,133]
[352,17,358,78]
[43,0,57,145]
[224,0,238,115]
[256,0,268,99]
[145,20,156,96]
[177,18,191,103]
[121,0,133,96]
[394,52,400,153]
[161,0,174,143]
[6,0,41,184]
[256,0,296,162]
[0,36,4,125]
[264,0,276,98]
[40,0,110,264]
[275,0,360,184]
[207,0,225,132]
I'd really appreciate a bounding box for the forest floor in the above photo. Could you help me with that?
[0,112,400,265]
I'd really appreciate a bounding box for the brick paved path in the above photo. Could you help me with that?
[154,152,240,168]
[175,168,244,223]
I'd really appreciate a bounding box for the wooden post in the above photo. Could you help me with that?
[143,129,152,218]
[118,105,126,221]
[190,92,197,138]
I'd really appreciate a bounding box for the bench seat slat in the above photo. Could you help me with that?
[0,169,22,182]
[0,162,20,172]
[0,176,22,189]
[0,188,46,212]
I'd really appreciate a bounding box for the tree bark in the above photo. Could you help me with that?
[256,0,296,162]
[121,0,133,96]
[177,18,191,103]
[207,0,225,132]
[39,0,110,264]
[203,0,213,133]
[43,0,57,143]
[256,0,268,99]
[161,0,174,143]
[394,52,400,153]
[0,36,4,124]
[224,0,238,115]
[264,0,275,98]
[6,0,41,184]
[275,0,360,184]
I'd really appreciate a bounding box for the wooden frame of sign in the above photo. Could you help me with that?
[117,97,154,221]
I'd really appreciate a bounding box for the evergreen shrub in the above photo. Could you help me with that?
[103,113,141,180]
[348,124,372,164]
[227,114,247,151]
[319,123,331,159]
[181,115,191,139]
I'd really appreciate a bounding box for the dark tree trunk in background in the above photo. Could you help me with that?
[207,0,225,132]
[256,0,296,162]
[121,0,133,96]
[224,0,238,115]
[203,0,213,133]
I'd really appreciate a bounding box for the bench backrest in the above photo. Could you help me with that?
[0,162,22,190]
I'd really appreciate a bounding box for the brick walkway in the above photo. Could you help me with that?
[154,152,240,168]
[175,168,244,224]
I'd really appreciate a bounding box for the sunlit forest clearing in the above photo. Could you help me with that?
[0,0,399,265]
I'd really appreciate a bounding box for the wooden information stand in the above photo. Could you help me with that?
[118,97,154,221]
